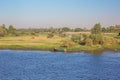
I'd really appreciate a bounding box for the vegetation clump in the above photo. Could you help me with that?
[47,33,54,38]
[0,23,120,52]
[61,39,76,48]
[85,38,93,46]
[102,36,118,45]
[71,34,82,44]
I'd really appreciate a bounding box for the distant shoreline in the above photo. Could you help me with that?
[0,33,120,54]
[0,47,119,54]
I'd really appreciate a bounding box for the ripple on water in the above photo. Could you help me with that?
[0,50,120,80]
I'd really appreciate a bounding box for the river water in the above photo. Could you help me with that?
[0,50,120,80]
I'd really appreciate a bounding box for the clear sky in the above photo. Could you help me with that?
[0,0,120,28]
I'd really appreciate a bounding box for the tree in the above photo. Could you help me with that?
[8,25,16,34]
[62,27,70,32]
[71,34,82,44]
[74,28,83,32]
[102,27,106,32]
[91,23,102,34]
[109,26,114,32]
[31,32,38,36]
[89,34,103,45]
[0,25,8,37]
[2,24,6,28]
[47,33,54,38]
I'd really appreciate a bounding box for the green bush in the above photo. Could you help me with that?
[71,34,82,43]
[91,23,102,34]
[115,35,120,39]
[47,33,54,38]
[0,26,8,37]
[59,33,66,37]
[61,39,76,47]
[89,34,103,45]
[85,38,93,46]
[102,36,118,45]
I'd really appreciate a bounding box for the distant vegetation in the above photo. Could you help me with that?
[0,23,119,37]
[0,23,120,52]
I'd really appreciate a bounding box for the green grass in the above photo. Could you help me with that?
[0,35,64,50]
[66,45,103,51]
[103,44,120,50]
[0,34,120,53]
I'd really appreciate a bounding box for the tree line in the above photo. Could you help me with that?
[0,23,120,37]
[61,23,120,48]
[0,24,16,37]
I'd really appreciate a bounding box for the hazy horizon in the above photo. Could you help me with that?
[0,0,120,28]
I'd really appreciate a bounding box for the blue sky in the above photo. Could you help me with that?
[0,0,120,28]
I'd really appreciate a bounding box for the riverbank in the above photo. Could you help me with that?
[0,44,120,54]
[0,35,120,53]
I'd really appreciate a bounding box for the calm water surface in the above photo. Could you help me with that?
[0,50,120,80]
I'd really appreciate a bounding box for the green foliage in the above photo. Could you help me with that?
[47,33,54,38]
[71,34,89,45]
[102,36,118,45]
[102,27,106,32]
[62,27,70,32]
[90,23,103,45]
[61,39,76,47]
[85,38,93,46]
[71,34,82,44]
[8,25,17,35]
[59,33,66,37]
[101,25,120,33]
[91,23,102,34]
[89,34,103,45]
[74,28,83,32]
[114,33,120,39]
[0,24,8,37]
[82,34,88,40]
[30,32,38,36]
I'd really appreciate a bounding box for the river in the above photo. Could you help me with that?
[0,50,120,80]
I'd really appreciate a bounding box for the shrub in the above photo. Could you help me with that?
[0,26,8,37]
[102,36,118,45]
[61,39,76,47]
[47,33,54,38]
[59,33,66,37]
[115,33,120,39]
[91,23,102,34]
[71,34,82,43]
[85,38,93,46]
[74,28,83,32]
[62,27,71,32]
[89,34,103,45]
